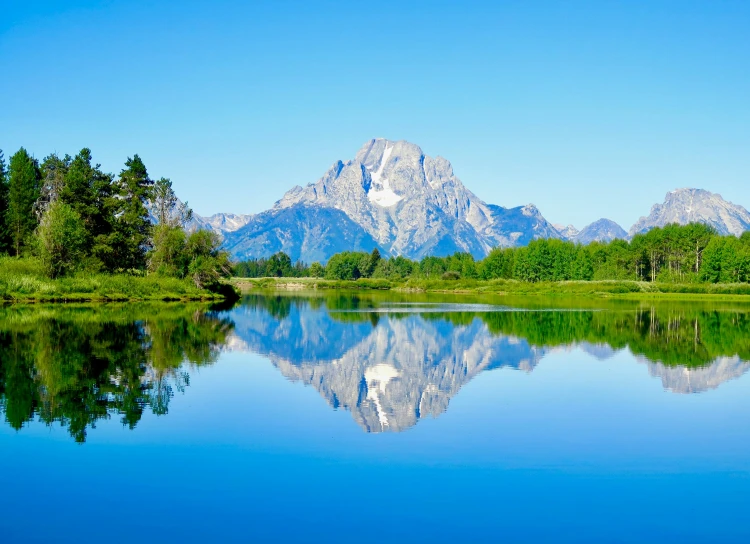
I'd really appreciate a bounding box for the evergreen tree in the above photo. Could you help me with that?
[113,154,153,269]
[59,148,118,269]
[0,150,10,253]
[7,148,41,256]
[36,153,71,220]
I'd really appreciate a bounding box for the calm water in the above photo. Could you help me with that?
[1,293,749,543]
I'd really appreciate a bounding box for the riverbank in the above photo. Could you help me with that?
[233,277,750,300]
[0,258,227,303]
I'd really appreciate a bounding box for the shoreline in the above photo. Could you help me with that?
[233,277,750,301]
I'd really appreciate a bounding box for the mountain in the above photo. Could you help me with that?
[221,206,383,264]
[554,224,579,239]
[223,138,561,262]
[196,212,253,234]
[147,199,252,237]
[573,218,627,244]
[628,188,750,237]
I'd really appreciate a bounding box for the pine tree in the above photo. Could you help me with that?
[36,153,71,220]
[113,154,154,269]
[7,148,41,256]
[0,150,10,254]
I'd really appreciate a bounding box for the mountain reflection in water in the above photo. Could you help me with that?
[2,294,750,440]
[227,294,750,432]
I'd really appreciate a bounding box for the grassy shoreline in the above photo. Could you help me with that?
[1,277,225,303]
[233,277,750,301]
[1,259,226,303]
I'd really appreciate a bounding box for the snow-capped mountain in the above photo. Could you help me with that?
[629,188,750,237]
[223,138,561,262]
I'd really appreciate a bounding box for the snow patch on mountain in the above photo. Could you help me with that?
[366,144,403,207]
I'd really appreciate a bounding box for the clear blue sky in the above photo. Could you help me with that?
[2,0,749,229]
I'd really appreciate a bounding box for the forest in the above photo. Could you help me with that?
[0,147,231,296]
[234,223,750,284]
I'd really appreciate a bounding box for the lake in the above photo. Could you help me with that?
[1,292,749,543]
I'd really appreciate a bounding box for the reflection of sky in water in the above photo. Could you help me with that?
[332,302,601,313]
[1,299,749,542]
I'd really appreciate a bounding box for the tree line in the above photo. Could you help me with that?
[0,147,230,290]
[234,222,750,284]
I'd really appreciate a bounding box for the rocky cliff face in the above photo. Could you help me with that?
[223,138,561,262]
[629,188,750,237]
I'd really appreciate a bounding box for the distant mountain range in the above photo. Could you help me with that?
[186,139,750,262]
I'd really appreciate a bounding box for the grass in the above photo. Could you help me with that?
[0,256,225,303]
[232,276,750,301]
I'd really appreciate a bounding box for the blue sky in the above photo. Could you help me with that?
[2,0,749,229]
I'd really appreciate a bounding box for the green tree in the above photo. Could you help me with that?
[0,150,10,253]
[265,252,293,277]
[36,200,88,278]
[309,261,325,277]
[184,230,232,289]
[148,224,188,276]
[151,177,192,227]
[7,148,41,256]
[113,154,153,269]
[36,153,70,219]
[325,251,366,280]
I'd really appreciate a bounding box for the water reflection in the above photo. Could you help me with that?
[2,294,750,439]
[0,304,233,442]
[227,294,750,431]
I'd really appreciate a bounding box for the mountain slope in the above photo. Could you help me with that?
[574,218,627,244]
[228,138,560,262]
[222,204,384,263]
[629,188,750,237]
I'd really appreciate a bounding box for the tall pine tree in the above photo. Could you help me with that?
[7,148,41,256]
[113,154,153,269]
[59,148,118,269]
[0,150,10,254]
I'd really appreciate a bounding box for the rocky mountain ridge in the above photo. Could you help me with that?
[628,188,750,237]
[186,140,750,262]
[222,139,562,262]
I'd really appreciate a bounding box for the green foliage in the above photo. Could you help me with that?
[232,223,750,288]
[0,150,11,253]
[0,256,222,301]
[149,224,188,277]
[36,200,88,278]
[184,230,232,290]
[325,251,370,280]
[0,304,233,441]
[309,261,325,277]
[7,147,41,256]
[151,177,192,227]
[113,154,154,269]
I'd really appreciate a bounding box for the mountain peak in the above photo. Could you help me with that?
[629,188,750,237]
[223,138,562,262]
[573,218,627,244]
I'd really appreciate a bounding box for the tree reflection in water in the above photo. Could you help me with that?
[0,304,233,442]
